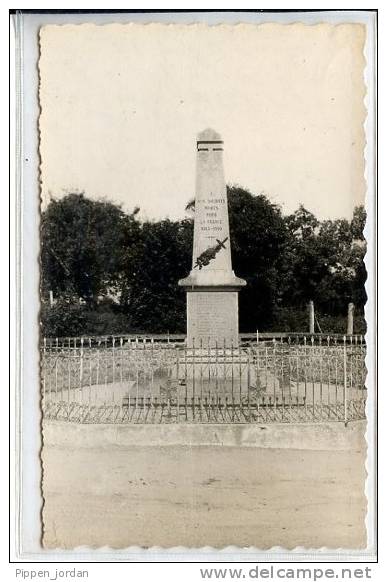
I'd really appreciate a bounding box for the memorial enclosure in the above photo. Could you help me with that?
[41,131,367,427]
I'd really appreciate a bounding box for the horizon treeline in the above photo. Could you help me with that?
[40,187,366,337]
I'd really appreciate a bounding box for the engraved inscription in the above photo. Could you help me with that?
[187,292,238,346]
[199,193,226,235]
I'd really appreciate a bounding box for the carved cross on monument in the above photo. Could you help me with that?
[179,129,246,347]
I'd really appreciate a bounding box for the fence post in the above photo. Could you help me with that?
[308,301,315,334]
[343,335,348,426]
[347,303,355,336]
[79,337,84,407]
[42,337,47,410]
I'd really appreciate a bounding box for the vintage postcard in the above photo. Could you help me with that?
[16,13,377,557]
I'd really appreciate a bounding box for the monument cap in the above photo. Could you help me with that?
[197,128,223,144]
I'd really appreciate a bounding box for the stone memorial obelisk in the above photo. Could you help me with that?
[179,129,246,347]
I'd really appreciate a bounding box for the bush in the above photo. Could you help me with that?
[41,301,137,338]
[40,301,88,338]
[270,307,366,335]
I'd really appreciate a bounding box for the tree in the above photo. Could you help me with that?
[41,193,140,305]
[227,186,288,331]
[351,205,366,241]
[281,204,366,319]
[120,218,193,332]
[280,206,324,307]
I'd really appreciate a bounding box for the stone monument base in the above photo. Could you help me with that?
[186,289,239,348]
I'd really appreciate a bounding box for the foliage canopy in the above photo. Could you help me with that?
[41,190,366,336]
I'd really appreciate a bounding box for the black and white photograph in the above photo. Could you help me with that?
[12,9,377,559]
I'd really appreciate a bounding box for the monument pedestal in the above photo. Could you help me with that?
[186,288,239,348]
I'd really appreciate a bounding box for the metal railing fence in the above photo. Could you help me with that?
[41,335,367,425]
[42,332,365,349]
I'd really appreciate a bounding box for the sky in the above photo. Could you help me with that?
[39,22,366,221]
